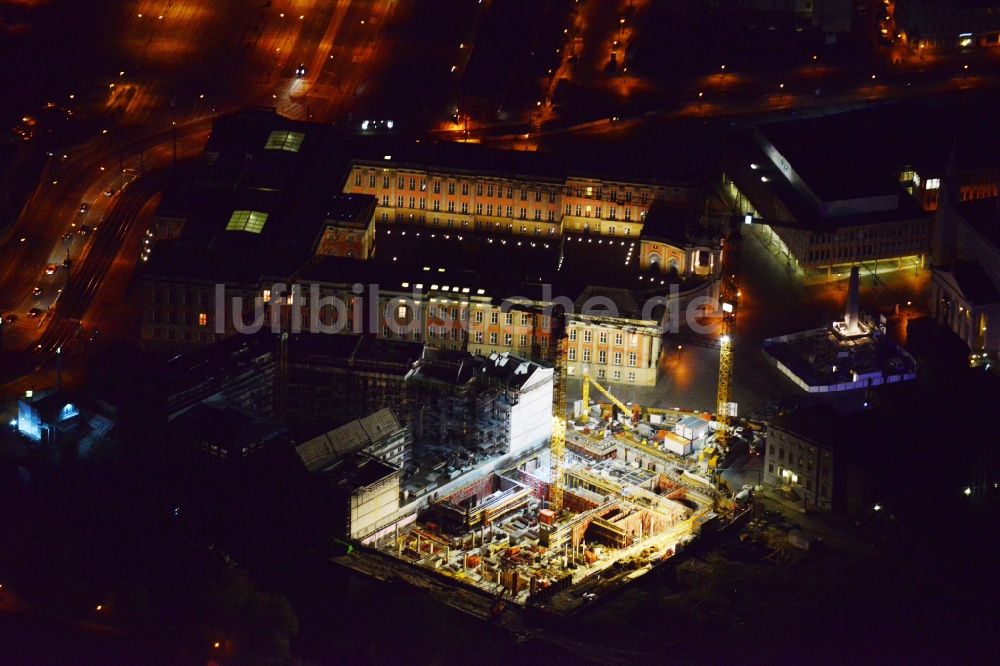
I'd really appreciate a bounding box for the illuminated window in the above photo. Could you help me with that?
[397,304,407,318]
[264,130,305,152]
[198,312,207,327]
[926,178,940,190]
[262,288,272,303]
[226,210,268,233]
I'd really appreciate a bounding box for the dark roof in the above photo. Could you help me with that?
[950,262,1000,305]
[171,402,288,454]
[770,404,883,462]
[756,101,1000,200]
[323,451,399,491]
[21,389,77,421]
[343,133,688,185]
[146,109,349,283]
[956,197,1000,249]
[479,352,550,390]
[324,193,374,224]
[640,202,700,245]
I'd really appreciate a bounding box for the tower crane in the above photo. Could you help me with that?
[715,216,743,452]
[548,305,567,513]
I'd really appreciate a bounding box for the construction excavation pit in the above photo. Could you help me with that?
[370,449,721,614]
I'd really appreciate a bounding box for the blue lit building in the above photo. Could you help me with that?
[17,390,82,444]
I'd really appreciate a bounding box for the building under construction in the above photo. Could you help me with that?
[405,349,554,459]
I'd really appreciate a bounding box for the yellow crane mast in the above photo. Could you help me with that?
[715,218,743,451]
[548,306,567,513]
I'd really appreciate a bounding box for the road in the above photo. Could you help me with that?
[1,0,483,391]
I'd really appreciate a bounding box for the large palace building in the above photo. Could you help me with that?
[140,109,726,386]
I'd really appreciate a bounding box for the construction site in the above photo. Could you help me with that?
[330,220,750,616]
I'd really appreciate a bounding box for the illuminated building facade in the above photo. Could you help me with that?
[141,110,724,387]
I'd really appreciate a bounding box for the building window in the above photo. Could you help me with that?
[462,183,469,195]
[490,311,498,324]
[628,372,636,382]
[598,331,607,344]
[354,172,362,186]
[614,351,622,365]
[475,331,484,343]
[198,312,207,327]
[613,370,621,379]
[409,177,416,190]
[475,311,483,323]
[487,184,494,197]
[433,181,441,194]
[504,312,513,325]
[598,350,606,364]
[628,352,637,367]
[569,328,577,341]
[926,178,940,190]
[504,333,512,346]
[519,334,527,347]
[583,330,591,343]
[476,203,483,214]
[490,332,498,345]
[476,183,483,195]
[447,201,455,212]
[368,173,376,187]
[382,176,390,189]
[519,208,526,219]
[548,211,555,222]
[448,182,456,195]
[583,349,591,362]
[397,176,405,188]
[505,205,512,217]
[568,347,577,361]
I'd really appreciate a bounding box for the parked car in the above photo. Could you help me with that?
[26,308,42,318]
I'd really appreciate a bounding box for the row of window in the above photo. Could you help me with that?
[593,368,637,382]
[354,171,652,204]
[568,348,639,366]
[569,328,638,346]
